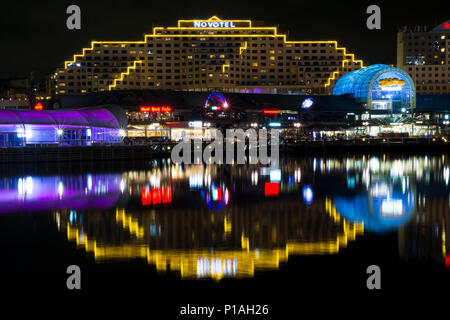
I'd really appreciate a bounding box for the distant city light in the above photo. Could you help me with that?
[301,98,314,109]
[269,169,281,182]
[263,110,279,114]
[188,121,203,128]
[34,102,44,111]
[302,185,313,204]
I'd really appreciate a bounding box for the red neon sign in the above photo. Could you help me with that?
[142,186,172,206]
[34,102,44,111]
[445,22,450,29]
[446,253,450,270]
[140,106,172,113]
[263,110,279,114]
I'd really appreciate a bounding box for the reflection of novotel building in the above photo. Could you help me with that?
[59,198,364,280]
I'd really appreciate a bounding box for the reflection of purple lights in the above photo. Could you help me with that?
[204,183,229,211]
[302,185,313,205]
[0,174,123,214]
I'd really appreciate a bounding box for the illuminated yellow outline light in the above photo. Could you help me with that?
[108,60,142,91]
[62,16,364,91]
[64,200,364,280]
[115,208,144,239]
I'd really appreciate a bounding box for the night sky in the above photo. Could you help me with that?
[1,0,448,78]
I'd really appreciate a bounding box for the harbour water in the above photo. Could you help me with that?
[1,154,449,304]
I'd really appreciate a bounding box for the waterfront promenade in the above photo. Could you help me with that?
[0,137,448,163]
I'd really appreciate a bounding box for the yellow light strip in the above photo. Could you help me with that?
[222,60,230,73]
[442,218,446,259]
[239,41,248,55]
[108,60,142,91]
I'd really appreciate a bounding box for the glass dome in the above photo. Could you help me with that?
[332,64,416,111]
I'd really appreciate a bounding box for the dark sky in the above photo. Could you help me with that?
[1,0,448,78]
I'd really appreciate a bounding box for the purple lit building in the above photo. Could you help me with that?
[0,106,126,147]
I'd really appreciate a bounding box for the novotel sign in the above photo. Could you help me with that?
[193,21,237,28]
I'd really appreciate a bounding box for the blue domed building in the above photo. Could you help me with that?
[332,64,416,113]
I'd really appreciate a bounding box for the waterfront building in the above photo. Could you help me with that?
[55,62,450,140]
[56,16,363,95]
[332,64,420,136]
[397,20,450,94]
[0,106,126,147]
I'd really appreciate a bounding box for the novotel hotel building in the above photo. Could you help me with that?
[56,16,364,96]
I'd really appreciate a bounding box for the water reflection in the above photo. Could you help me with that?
[0,174,124,213]
[2,155,449,279]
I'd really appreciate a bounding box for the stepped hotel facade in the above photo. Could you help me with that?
[55,16,364,95]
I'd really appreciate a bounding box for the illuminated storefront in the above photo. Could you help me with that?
[168,121,216,141]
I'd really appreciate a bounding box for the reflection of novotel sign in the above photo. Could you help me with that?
[193,21,236,28]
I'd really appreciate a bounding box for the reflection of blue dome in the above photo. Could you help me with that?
[334,192,415,233]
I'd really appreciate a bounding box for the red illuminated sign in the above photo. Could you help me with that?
[445,22,450,29]
[140,106,172,113]
[142,186,173,206]
[152,188,162,205]
[446,253,450,270]
[142,186,151,206]
[34,102,44,111]
[263,110,279,114]
[264,182,279,197]
[162,187,172,204]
